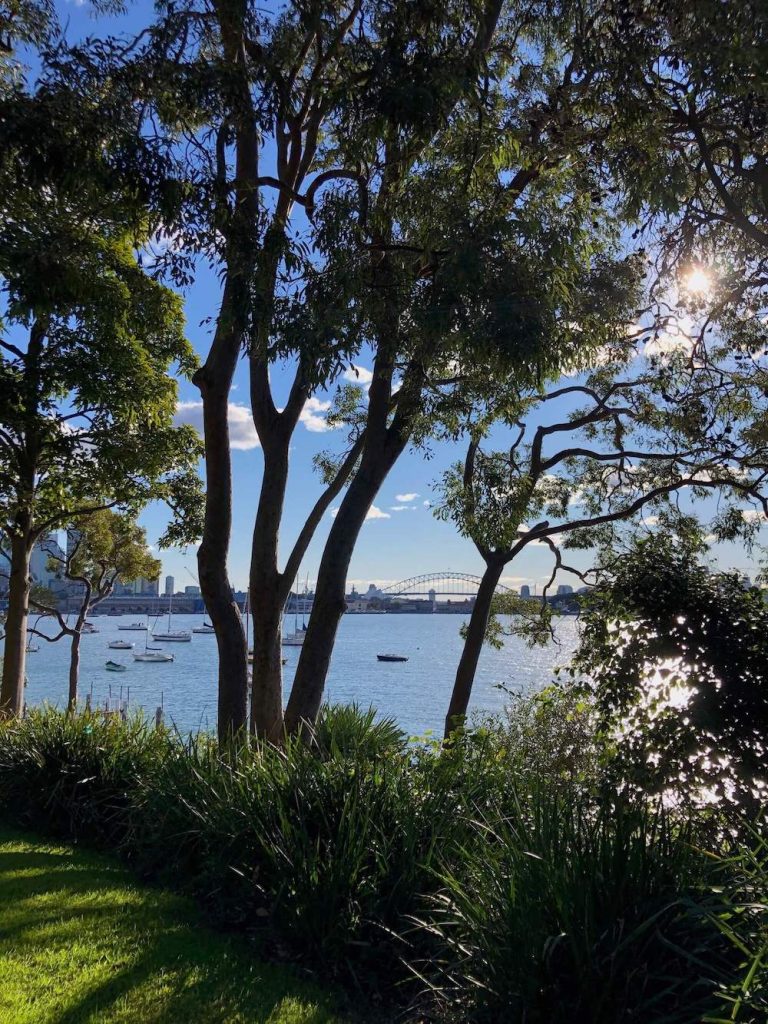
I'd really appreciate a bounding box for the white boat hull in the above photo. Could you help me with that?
[152,633,192,642]
[134,653,174,663]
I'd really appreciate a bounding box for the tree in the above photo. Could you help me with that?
[0,68,200,717]
[27,513,160,709]
[571,533,768,809]
[437,343,768,738]
[75,0,644,740]
[283,2,645,734]
[83,0,535,739]
[590,1,768,323]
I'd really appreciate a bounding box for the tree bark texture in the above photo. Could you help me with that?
[0,535,31,719]
[67,594,90,711]
[68,630,82,711]
[196,349,249,743]
[249,445,290,740]
[443,557,505,739]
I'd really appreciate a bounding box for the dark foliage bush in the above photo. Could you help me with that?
[0,703,764,1022]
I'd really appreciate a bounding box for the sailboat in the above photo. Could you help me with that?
[192,620,215,634]
[134,624,174,662]
[281,579,305,646]
[153,591,191,642]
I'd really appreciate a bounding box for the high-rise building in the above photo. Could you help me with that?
[165,575,175,596]
[556,584,574,596]
[29,534,66,588]
[185,585,201,596]
[520,584,531,599]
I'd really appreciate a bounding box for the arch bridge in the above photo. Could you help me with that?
[381,572,514,598]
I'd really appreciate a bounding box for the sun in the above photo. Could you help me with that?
[682,265,713,297]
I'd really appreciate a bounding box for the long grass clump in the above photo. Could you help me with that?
[0,702,764,1022]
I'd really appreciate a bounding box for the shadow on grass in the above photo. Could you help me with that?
[0,830,342,1024]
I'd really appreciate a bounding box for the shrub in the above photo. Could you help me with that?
[0,702,764,1020]
[0,706,169,846]
[414,797,748,1023]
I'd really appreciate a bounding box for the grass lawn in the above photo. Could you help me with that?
[0,827,345,1024]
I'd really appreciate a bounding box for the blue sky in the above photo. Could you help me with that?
[29,2,767,591]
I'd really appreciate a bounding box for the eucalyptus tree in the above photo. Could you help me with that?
[67,0,674,738]
[28,513,160,709]
[0,67,200,717]
[438,343,768,737]
[589,1,768,323]
[283,8,641,734]
[92,0,515,739]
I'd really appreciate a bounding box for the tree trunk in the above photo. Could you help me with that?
[67,593,90,711]
[285,444,405,733]
[68,630,82,711]
[249,600,284,741]
[249,445,290,740]
[194,328,248,743]
[444,557,505,739]
[0,535,31,719]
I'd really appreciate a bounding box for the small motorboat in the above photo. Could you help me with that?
[192,622,216,634]
[108,640,133,650]
[25,643,39,653]
[81,621,99,633]
[134,651,174,663]
[153,631,192,642]
[377,654,409,663]
[105,660,127,672]
[119,622,147,631]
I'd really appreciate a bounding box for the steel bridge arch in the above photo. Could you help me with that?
[381,572,514,596]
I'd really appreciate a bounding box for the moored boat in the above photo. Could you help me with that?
[192,622,216,634]
[105,660,127,672]
[119,621,147,631]
[108,640,133,650]
[134,651,174,663]
[377,653,408,662]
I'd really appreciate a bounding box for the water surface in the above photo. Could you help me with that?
[18,613,580,736]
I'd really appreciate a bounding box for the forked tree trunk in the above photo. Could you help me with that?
[285,441,406,733]
[0,534,31,719]
[444,557,505,739]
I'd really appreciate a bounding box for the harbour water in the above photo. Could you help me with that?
[19,613,580,736]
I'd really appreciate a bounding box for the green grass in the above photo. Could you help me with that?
[0,827,345,1024]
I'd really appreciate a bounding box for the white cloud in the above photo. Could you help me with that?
[365,505,390,520]
[175,400,259,450]
[742,509,766,525]
[396,492,419,502]
[423,500,431,509]
[343,365,374,385]
[390,505,417,512]
[300,396,333,433]
[330,504,391,521]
